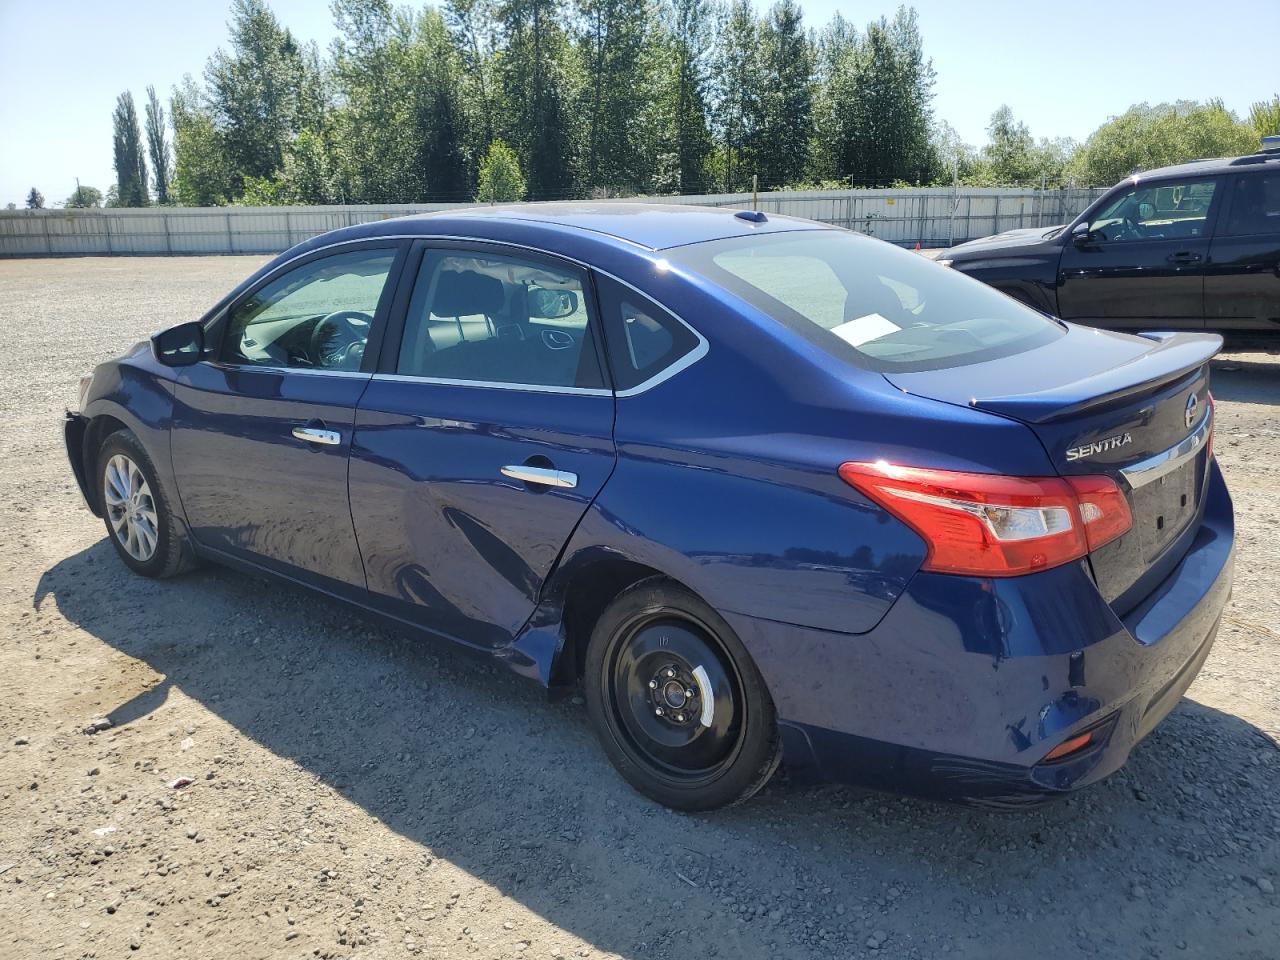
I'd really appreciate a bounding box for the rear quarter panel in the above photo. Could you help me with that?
[546,267,1063,636]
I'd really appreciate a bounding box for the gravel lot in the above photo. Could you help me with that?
[1,256,1278,960]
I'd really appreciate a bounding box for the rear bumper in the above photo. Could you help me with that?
[64,411,99,515]
[725,460,1235,808]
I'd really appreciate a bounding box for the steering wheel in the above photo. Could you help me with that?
[310,310,372,370]
[1118,212,1146,241]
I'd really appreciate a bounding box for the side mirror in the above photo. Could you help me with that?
[528,287,579,320]
[1070,221,1094,246]
[151,321,205,367]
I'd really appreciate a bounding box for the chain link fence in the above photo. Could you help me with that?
[0,186,1109,257]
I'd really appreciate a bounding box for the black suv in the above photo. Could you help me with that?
[940,140,1280,332]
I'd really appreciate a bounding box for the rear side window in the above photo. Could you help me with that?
[668,231,1061,373]
[596,277,700,391]
[1223,173,1280,236]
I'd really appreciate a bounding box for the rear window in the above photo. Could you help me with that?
[668,231,1063,372]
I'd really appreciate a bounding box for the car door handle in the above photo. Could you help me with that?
[1166,252,1202,264]
[500,465,578,489]
[292,426,341,446]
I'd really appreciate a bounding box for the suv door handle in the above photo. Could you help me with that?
[1166,251,1202,264]
[500,465,578,489]
[292,426,341,446]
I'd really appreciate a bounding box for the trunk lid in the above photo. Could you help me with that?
[885,327,1219,611]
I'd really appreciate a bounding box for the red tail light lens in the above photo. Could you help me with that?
[1063,475,1132,552]
[838,461,1133,577]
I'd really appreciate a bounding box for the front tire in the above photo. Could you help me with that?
[96,429,194,578]
[584,578,781,810]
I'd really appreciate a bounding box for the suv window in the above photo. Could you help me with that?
[1087,178,1218,243]
[220,249,396,371]
[1223,173,1280,236]
[596,277,701,391]
[668,231,1061,373]
[396,250,604,390]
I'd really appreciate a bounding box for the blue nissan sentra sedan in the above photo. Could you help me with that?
[64,204,1233,810]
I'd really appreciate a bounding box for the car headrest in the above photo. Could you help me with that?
[433,270,505,317]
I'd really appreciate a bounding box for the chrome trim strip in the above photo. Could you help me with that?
[500,465,578,488]
[234,233,709,397]
[205,361,371,379]
[616,336,709,398]
[1120,409,1212,489]
[371,373,611,397]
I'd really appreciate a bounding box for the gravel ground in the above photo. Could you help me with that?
[1,255,1277,960]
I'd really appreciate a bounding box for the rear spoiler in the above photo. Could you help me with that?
[971,332,1222,424]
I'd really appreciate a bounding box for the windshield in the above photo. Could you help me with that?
[669,230,1063,372]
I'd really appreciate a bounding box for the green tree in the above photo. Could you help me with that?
[1069,100,1258,185]
[475,138,526,201]
[65,185,103,208]
[26,188,44,209]
[1251,95,1280,138]
[446,0,501,156]
[496,0,579,199]
[171,77,234,205]
[145,85,173,204]
[330,0,469,201]
[812,6,935,186]
[709,0,762,191]
[112,92,149,206]
[652,0,714,193]
[965,105,1076,186]
[576,0,653,192]
[755,0,812,189]
[204,0,322,192]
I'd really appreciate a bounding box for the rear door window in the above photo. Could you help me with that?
[669,231,1061,372]
[395,250,605,390]
[1222,173,1280,236]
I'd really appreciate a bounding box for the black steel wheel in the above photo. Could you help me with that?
[584,578,780,810]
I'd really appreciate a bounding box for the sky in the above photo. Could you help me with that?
[1,0,1277,207]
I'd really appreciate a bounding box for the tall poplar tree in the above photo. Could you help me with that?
[144,85,172,204]
[112,92,149,206]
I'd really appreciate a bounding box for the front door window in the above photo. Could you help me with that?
[220,249,397,371]
[1087,178,1219,243]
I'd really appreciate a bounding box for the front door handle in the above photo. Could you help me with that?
[500,465,578,489]
[1166,251,1202,264]
[292,426,341,446]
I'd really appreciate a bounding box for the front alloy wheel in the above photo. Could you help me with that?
[96,428,195,579]
[103,454,159,562]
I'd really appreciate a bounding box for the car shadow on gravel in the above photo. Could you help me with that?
[1211,357,1280,407]
[33,541,1280,959]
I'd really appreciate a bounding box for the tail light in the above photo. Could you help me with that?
[838,461,1133,577]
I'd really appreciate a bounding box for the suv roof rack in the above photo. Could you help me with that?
[1229,144,1280,166]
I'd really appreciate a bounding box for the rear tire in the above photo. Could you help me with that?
[584,578,781,810]
[96,429,195,579]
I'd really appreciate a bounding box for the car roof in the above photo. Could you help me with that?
[1131,150,1280,182]
[351,201,833,252]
